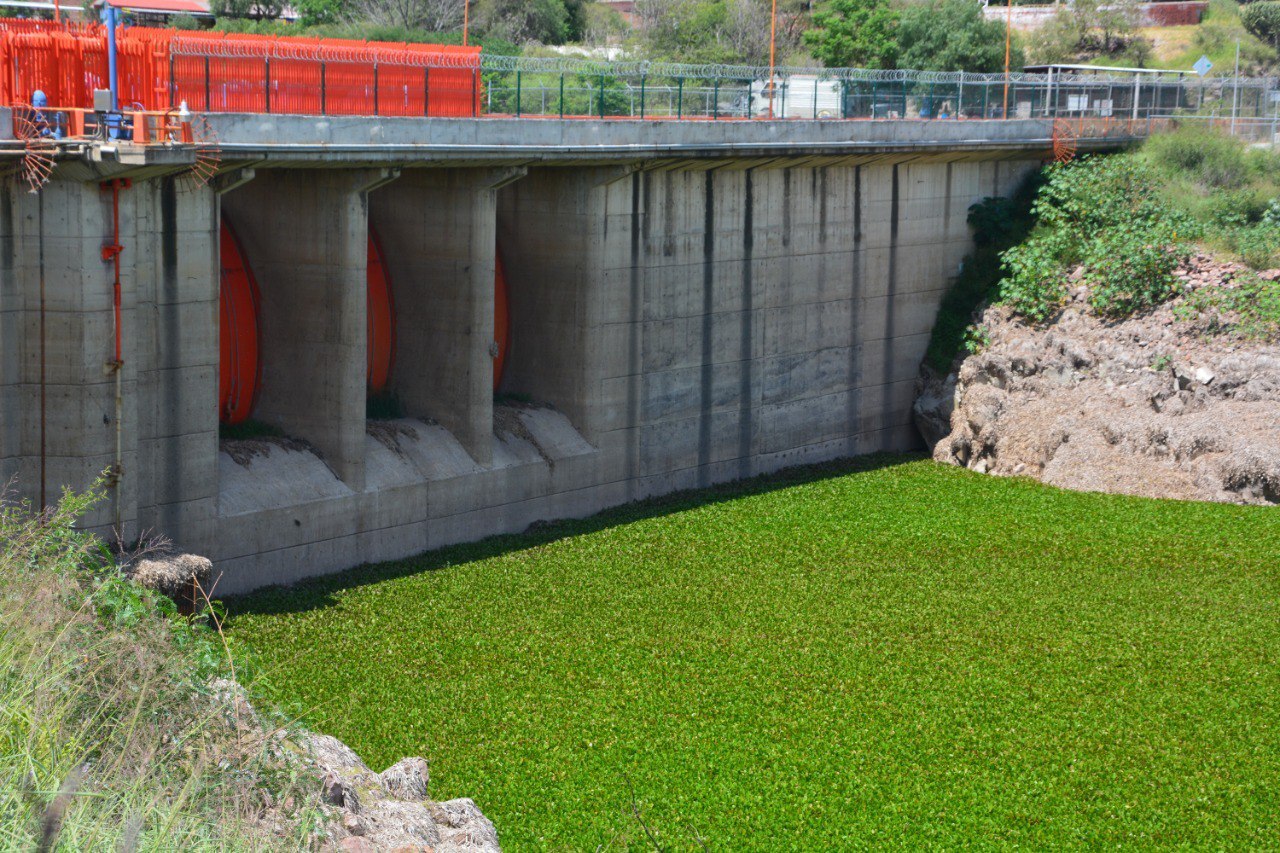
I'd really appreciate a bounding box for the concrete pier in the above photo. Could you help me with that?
[0,116,1117,592]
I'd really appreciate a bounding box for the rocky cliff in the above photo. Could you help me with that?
[918,254,1280,504]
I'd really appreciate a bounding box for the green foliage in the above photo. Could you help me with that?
[997,231,1072,322]
[896,0,1021,73]
[292,0,346,26]
[211,18,520,54]
[1230,223,1280,268]
[1241,1,1280,48]
[1143,124,1255,189]
[1136,125,1280,273]
[804,0,899,69]
[169,12,203,29]
[231,456,1280,848]
[1083,226,1185,316]
[211,0,286,20]
[1028,0,1149,64]
[0,487,321,850]
[1263,198,1280,226]
[475,0,570,45]
[922,179,1041,372]
[997,156,1194,322]
[962,324,990,355]
[1177,270,1280,338]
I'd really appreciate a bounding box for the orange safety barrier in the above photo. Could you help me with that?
[367,226,396,395]
[0,19,481,117]
[219,218,262,426]
[494,251,511,390]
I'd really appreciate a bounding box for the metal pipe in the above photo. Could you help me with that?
[100,178,129,536]
[105,3,118,112]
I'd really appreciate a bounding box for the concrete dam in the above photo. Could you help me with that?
[0,114,1127,593]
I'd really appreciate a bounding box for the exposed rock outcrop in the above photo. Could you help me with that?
[920,255,1280,504]
[211,680,499,852]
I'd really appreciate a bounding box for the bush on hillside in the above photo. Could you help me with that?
[0,486,321,850]
[1231,223,1280,268]
[1142,124,1255,189]
[996,156,1194,322]
[1242,1,1280,48]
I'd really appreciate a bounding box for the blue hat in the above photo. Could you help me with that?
[32,90,47,108]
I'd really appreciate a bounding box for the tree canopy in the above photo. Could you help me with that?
[896,0,1019,73]
[803,0,898,69]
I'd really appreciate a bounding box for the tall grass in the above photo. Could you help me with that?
[0,485,319,851]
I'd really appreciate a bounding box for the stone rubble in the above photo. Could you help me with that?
[918,254,1280,504]
[211,680,499,852]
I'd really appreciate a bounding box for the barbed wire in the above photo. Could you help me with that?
[478,53,1275,89]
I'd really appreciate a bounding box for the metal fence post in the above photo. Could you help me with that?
[599,73,606,117]
[559,73,565,118]
[204,55,210,111]
[320,61,327,115]
[264,57,270,113]
[640,75,646,119]
[515,69,521,117]
[713,78,719,120]
[423,66,430,116]
[677,77,684,118]
[373,63,379,116]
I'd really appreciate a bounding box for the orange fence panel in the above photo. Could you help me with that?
[0,18,482,117]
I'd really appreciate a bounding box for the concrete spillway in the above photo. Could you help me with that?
[0,115,1136,593]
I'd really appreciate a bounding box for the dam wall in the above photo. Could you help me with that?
[0,116,1057,593]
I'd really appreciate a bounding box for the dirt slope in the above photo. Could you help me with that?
[918,255,1280,504]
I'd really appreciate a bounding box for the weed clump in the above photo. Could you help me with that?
[0,485,321,850]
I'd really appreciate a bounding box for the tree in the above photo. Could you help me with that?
[1242,1,1280,49]
[896,0,1019,73]
[295,0,348,25]
[581,2,628,45]
[357,0,464,31]
[475,0,570,44]
[803,0,898,69]
[211,0,286,19]
[1029,0,1149,64]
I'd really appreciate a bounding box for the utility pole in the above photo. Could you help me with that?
[1231,39,1241,134]
[768,0,778,118]
[1003,0,1012,118]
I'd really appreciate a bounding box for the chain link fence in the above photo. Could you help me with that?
[480,54,1280,123]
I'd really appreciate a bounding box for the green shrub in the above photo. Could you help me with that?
[1232,223,1280,268]
[997,156,1192,322]
[1143,125,1255,189]
[1242,1,1280,47]
[1178,270,1280,338]
[1263,198,1280,226]
[1083,226,1186,316]
[1205,188,1269,228]
[998,232,1071,322]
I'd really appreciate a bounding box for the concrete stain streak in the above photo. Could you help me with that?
[738,170,755,479]
[697,171,715,486]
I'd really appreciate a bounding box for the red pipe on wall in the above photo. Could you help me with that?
[100,177,129,533]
